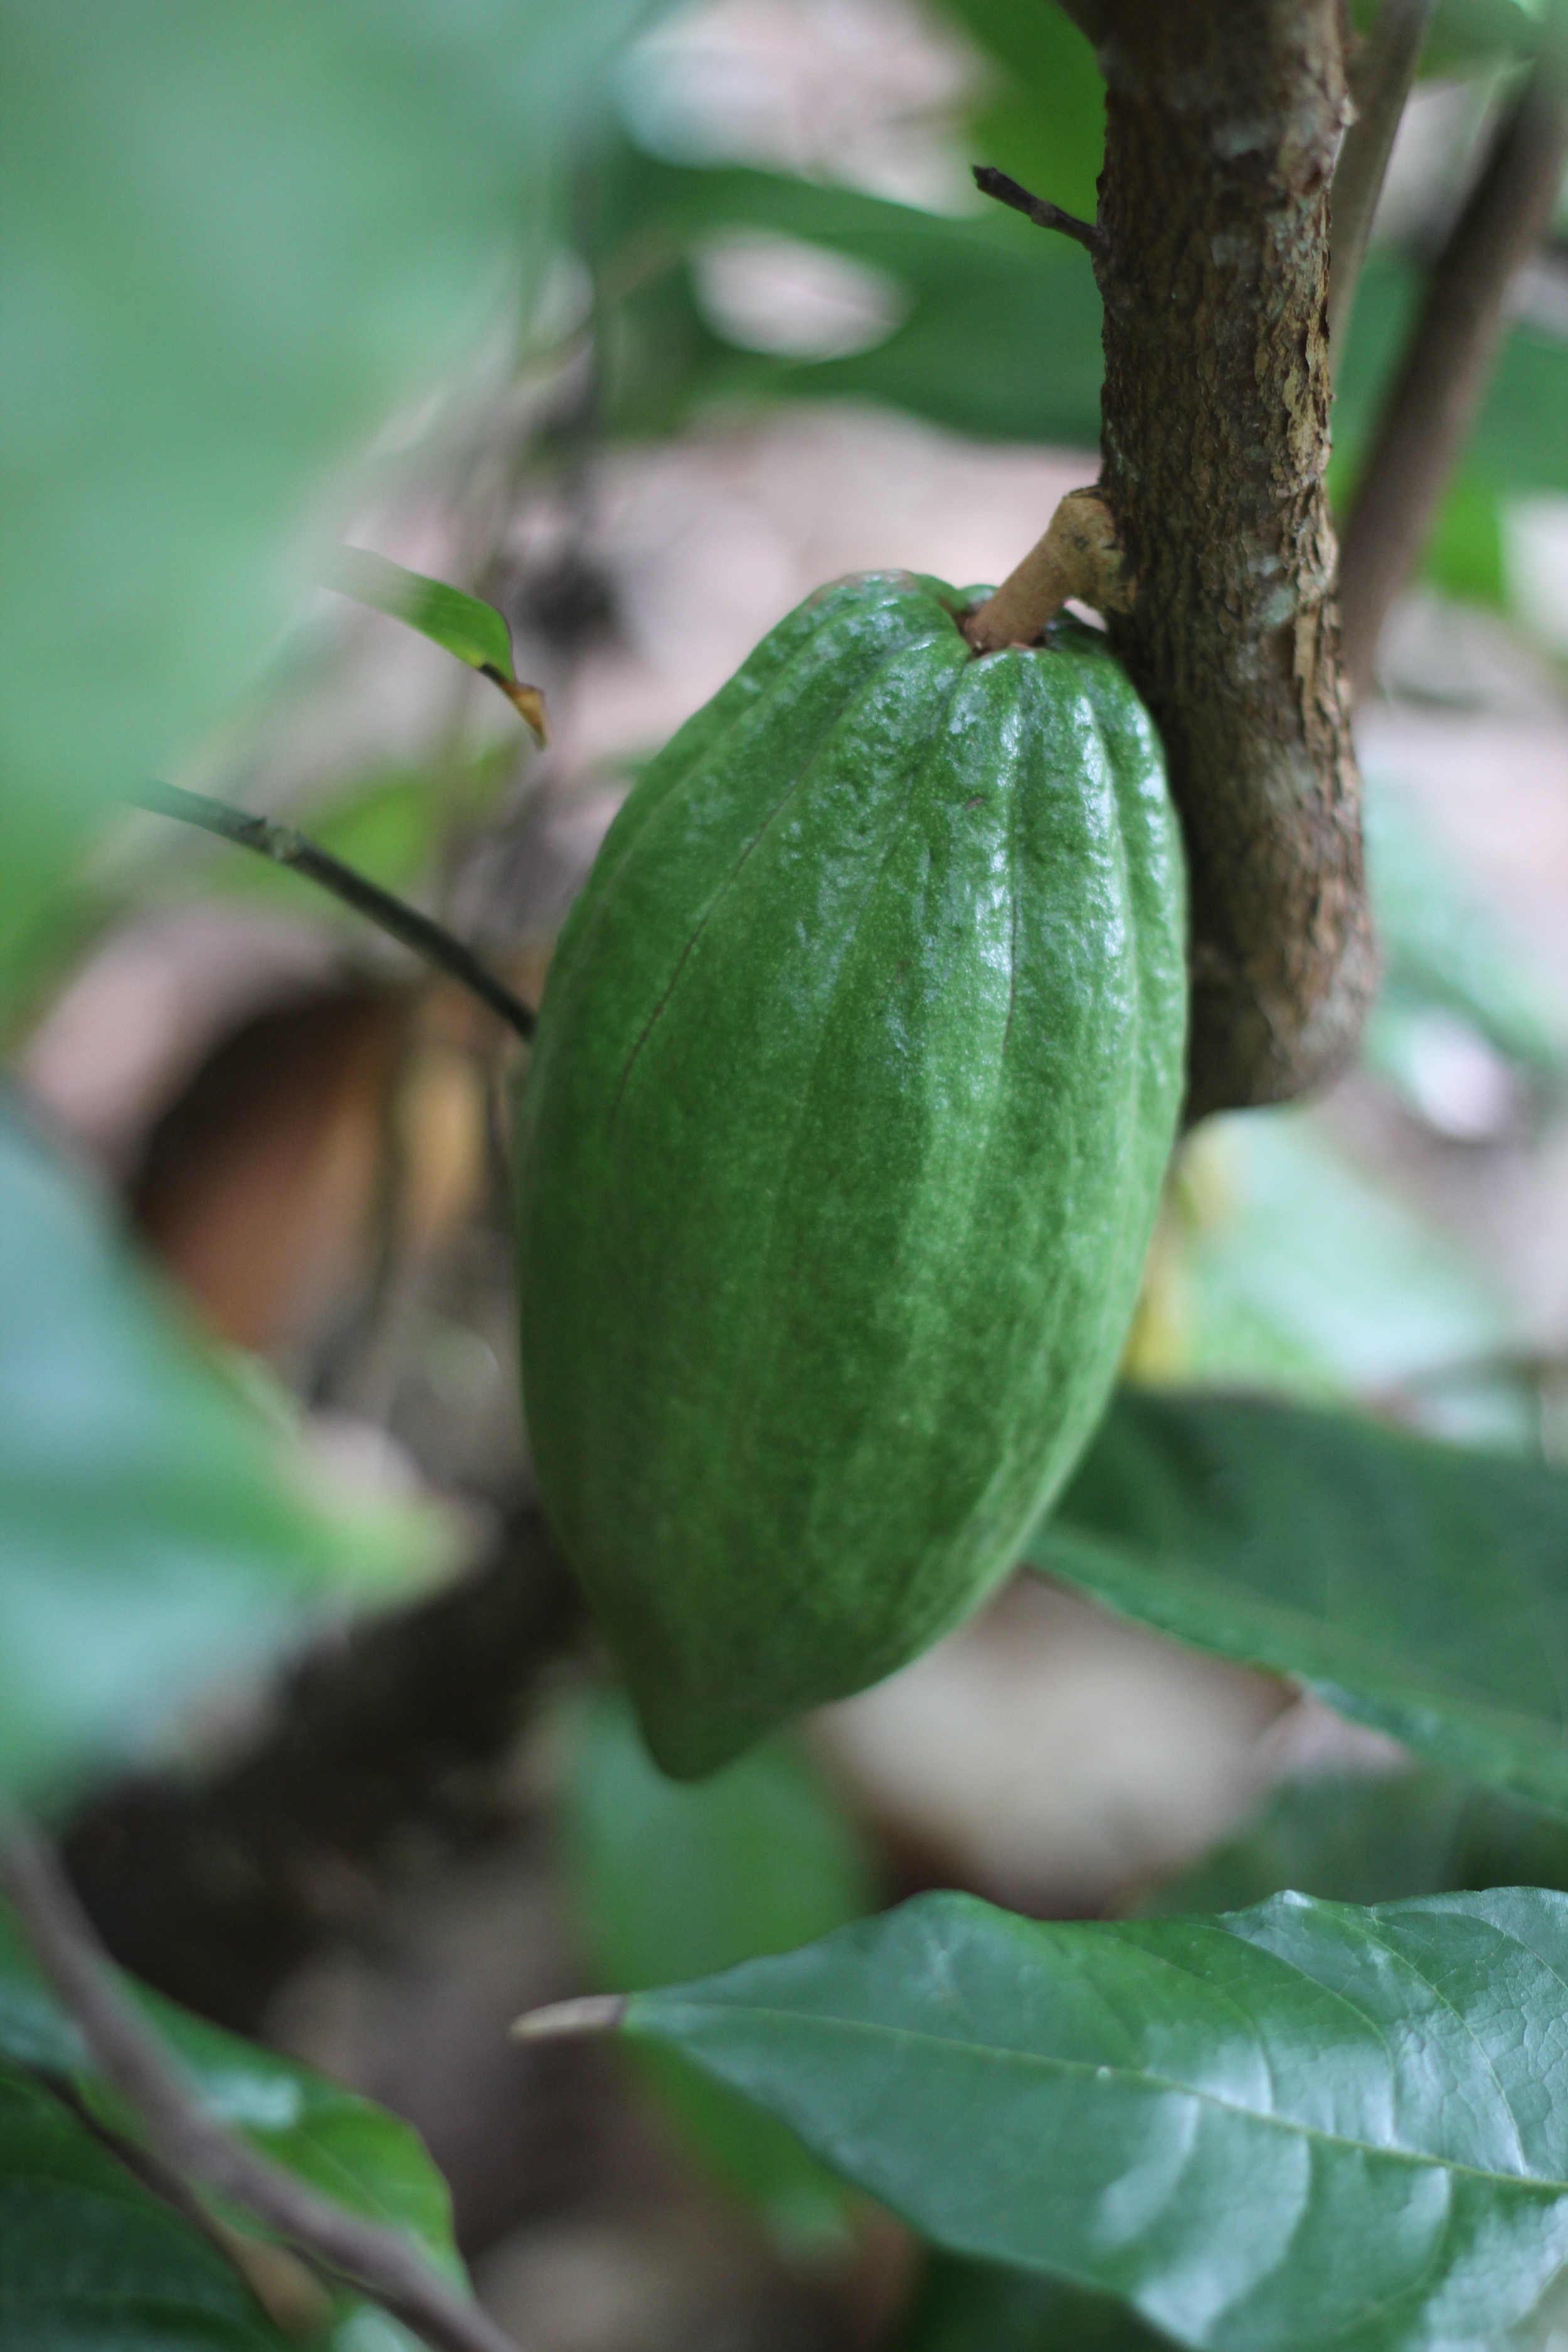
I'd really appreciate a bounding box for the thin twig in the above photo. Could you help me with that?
[129,781,536,1044]
[1337,41,1568,697]
[971,164,1103,255]
[0,1810,524,2352]
[1329,0,1439,369]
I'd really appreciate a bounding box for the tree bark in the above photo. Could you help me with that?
[1089,1,1377,1119]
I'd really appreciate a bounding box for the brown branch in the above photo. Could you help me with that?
[1337,44,1568,697]
[971,164,1103,255]
[1086,0,1377,1118]
[1328,0,1439,369]
[0,1811,524,2352]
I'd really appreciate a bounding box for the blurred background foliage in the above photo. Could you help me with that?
[3,0,1567,2345]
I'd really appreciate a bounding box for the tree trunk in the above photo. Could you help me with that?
[1089,0,1376,1119]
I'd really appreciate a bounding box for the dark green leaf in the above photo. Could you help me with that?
[320,551,547,740]
[1142,1766,1568,1920]
[0,1904,462,2279]
[0,1098,443,1798]
[617,1885,1568,2351]
[564,1690,873,2248]
[899,2252,1167,2351]
[0,2062,290,2349]
[1027,1387,1568,1816]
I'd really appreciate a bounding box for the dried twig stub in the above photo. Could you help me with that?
[962,488,1132,653]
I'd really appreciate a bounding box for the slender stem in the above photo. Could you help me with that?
[0,1810,524,2352]
[129,781,535,1044]
[971,164,1103,255]
[1337,42,1568,697]
[1328,0,1439,370]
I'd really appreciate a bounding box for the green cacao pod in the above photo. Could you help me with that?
[515,571,1187,1776]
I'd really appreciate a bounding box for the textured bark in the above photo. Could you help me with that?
[1090,1,1377,1118]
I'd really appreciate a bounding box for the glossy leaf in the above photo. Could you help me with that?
[1143,1766,1568,1920]
[617,1885,1568,2351]
[0,1904,462,2278]
[0,1098,445,1798]
[1028,1387,1568,1816]
[0,2062,290,2350]
[321,549,547,742]
[0,0,642,990]
[564,1690,872,2247]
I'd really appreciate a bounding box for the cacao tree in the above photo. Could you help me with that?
[2,2,1566,2348]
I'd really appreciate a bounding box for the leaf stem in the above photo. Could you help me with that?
[129,781,535,1043]
[1337,39,1568,697]
[0,1809,526,2352]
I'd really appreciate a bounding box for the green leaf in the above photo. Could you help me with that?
[0,0,642,993]
[0,1096,445,1799]
[0,1905,462,2282]
[0,2061,291,2349]
[615,1885,1568,2351]
[899,2252,1165,2351]
[563,1690,873,2249]
[320,550,548,741]
[1027,1387,1568,1816]
[1142,1766,1568,1920]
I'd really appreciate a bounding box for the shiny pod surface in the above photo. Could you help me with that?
[516,573,1187,1776]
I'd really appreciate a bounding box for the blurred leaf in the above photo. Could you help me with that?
[0,1096,446,1800]
[1336,255,1568,500]
[943,0,1104,223]
[0,0,647,996]
[615,1886,1568,2351]
[0,1906,462,2280]
[1348,0,1547,73]
[1142,1766,1568,1919]
[188,764,497,912]
[564,1691,874,2250]
[1417,471,1507,605]
[1028,1385,1568,1816]
[321,550,548,743]
[1365,770,1567,1079]
[1166,1110,1511,1403]
[0,2061,291,2349]
[899,2252,1166,2351]
[600,154,1103,446]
